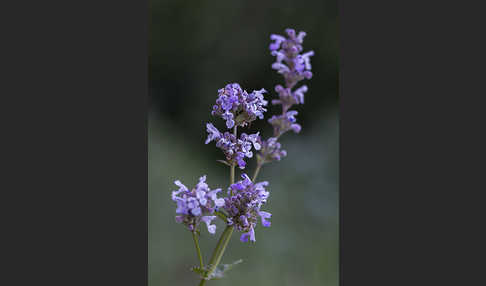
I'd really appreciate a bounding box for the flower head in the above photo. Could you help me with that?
[270,29,314,90]
[211,83,268,129]
[205,123,262,169]
[271,84,309,113]
[257,137,287,165]
[171,175,225,234]
[268,110,302,137]
[269,28,313,124]
[223,174,271,242]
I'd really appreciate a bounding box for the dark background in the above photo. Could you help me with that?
[149,1,339,285]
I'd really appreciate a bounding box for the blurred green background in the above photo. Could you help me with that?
[149,1,338,285]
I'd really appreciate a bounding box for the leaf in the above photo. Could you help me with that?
[206,259,244,280]
[190,266,207,277]
[216,160,231,166]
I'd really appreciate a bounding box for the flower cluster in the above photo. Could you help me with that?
[267,28,313,138]
[268,110,301,137]
[271,84,308,113]
[223,174,272,242]
[256,137,287,165]
[270,29,314,90]
[253,28,313,164]
[172,175,225,234]
[206,123,261,169]
[211,83,268,129]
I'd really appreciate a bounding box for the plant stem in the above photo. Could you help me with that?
[200,225,234,284]
[230,163,235,194]
[252,163,262,182]
[214,210,228,222]
[198,276,206,286]
[230,126,237,195]
[192,231,204,269]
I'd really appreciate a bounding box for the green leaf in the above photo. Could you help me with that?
[216,160,231,166]
[190,266,207,277]
[207,259,243,280]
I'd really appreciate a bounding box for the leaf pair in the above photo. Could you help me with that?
[190,259,243,280]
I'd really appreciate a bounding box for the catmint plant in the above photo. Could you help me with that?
[170,28,314,285]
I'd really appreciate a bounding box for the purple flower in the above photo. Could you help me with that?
[270,28,313,115]
[200,215,217,234]
[205,123,222,144]
[268,111,302,137]
[247,132,261,150]
[240,226,255,242]
[206,124,262,169]
[211,83,268,128]
[269,34,286,51]
[223,174,272,243]
[272,84,309,112]
[171,175,224,234]
[259,211,272,227]
[256,137,287,165]
[293,85,308,104]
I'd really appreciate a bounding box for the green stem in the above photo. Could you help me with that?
[230,126,237,195]
[214,210,228,222]
[200,226,234,284]
[192,231,203,269]
[230,163,235,194]
[252,163,262,182]
[207,226,234,271]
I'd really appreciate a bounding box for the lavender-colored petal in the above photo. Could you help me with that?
[237,158,246,169]
[175,200,188,214]
[296,31,307,43]
[207,188,221,200]
[240,173,252,185]
[191,207,202,216]
[302,51,315,70]
[285,28,296,38]
[226,118,235,129]
[174,180,188,191]
[270,34,286,41]
[214,198,225,207]
[259,211,272,227]
[293,85,308,104]
[175,215,184,223]
[291,123,302,133]
[272,62,290,73]
[287,110,298,120]
[231,182,245,191]
[205,123,221,144]
[249,226,256,242]
[201,216,217,234]
[171,189,183,201]
[240,215,249,227]
[240,232,250,242]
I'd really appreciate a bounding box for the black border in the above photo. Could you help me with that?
[5,0,148,285]
[339,0,484,285]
